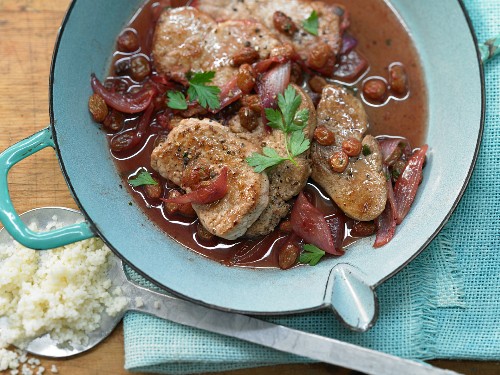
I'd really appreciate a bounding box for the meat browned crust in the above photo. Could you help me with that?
[151,119,270,240]
[245,85,316,237]
[152,7,282,86]
[311,85,387,221]
[196,0,345,74]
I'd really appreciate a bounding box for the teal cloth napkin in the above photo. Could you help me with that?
[124,1,500,373]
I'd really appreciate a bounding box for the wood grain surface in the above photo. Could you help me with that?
[0,1,498,374]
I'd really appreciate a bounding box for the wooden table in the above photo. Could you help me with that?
[0,1,498,374]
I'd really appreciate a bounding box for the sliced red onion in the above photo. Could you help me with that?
[253,55,289,74]
[161,167,229,205]
[291,193,343,256]
[214,77,242,113]
[340,34,358,55]
[110,103,154,152]
[256,61,291,112]
[394,145,428,224]
[374,168,397,248]
[333,50,368,83]
[377,136,412,166]
[91,74,155,114]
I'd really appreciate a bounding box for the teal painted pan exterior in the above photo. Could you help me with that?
[0,0,484,330]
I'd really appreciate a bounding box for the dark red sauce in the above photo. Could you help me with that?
[101,0,427,268]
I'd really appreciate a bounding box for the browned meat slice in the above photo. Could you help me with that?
[196,0,346,75]
[241,85,317,237]
[152,7,282,87]
[311,85,387,221]
[315,84,368,143]
[194,0,252,22]
[151,119,269,240]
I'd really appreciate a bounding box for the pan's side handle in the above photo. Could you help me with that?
[0,128,94,249]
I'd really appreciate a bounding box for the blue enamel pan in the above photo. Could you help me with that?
[0,0,484,331]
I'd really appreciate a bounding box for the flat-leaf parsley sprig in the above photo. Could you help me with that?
[299,244,325,266]
[246,85,310,173]
[128,171,158,187]
[167,71,221,110]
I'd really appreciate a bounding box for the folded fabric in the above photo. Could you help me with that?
[124,0,500,373]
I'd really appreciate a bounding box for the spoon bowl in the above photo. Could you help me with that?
[0,207,125,357]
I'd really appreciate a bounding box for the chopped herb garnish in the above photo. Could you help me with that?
[299,244,325,266]
[187,71,221,110]
[391,169,401,181]
[246,85,310,172]
[167,71,221,110]
[128,171,158,187]
[362,144,372,156]
[167,91,188,110]
[302,10,319,36]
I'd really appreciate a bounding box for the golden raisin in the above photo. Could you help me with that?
[273,11,298,35]
[130,55,151,82]
[197,222,215,241]
[313,126,335,146]
[241,95,262,113]
[117,29,139,52]
[363,78,388,103]
[309,75,328,94]
[239,107,259,131]
[182,163,211,190]
[237,64,256,94]
[278,242,300,270]
[164,190,181,215]
[342,138,362,157]
[388,63,408,96]
[270,43,295,60]
[307,43,332,70]
[279,220,293,233]
[329,150,349,173]
[232,47,260,66]
[88,94,108,123]
[164,190,196,217]
[144,179,163,200]
[290,62,303,85]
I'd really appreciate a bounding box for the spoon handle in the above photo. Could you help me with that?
[121,281,460,375]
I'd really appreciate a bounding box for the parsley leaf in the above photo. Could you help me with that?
[246,85,311,173]
[247,147,287,173]
[265,108,285,131]
[128,171,158,187]
[167,91,188,110]
[362,144,372,156]
[302,10,319,36]
[187,71,221,110]
[279,86,302,127]
[299,244,325,266]
[289,130,310,157]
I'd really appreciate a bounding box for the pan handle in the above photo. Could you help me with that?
[0,128,94,249]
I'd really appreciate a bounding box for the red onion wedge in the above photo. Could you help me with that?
[394,145,428,224]
[214,77,242,113]
[333,50,368,83]
[291,193,343,256]
[374,169,397,248]
[162,167,229,205]
[91,74,155,114]
[110,103,154,152]
[377,136,412,166]
[256,61,291,111]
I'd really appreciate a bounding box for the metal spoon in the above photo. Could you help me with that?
[0,207,460,375]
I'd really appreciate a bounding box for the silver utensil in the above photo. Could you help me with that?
[0,208,461,375]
